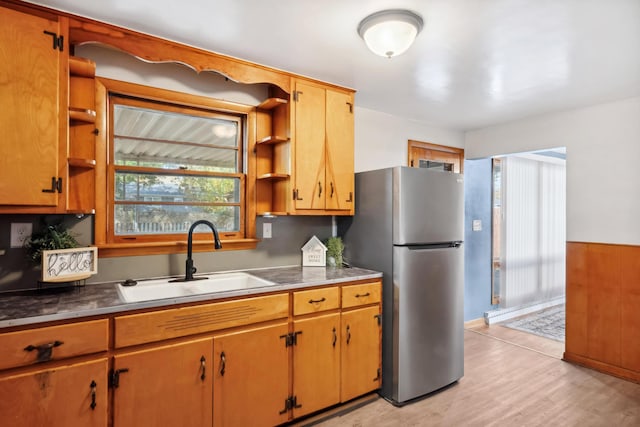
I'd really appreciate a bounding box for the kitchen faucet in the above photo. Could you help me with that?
[171,220,222,282]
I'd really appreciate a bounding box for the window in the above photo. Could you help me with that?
[95,79,257,256]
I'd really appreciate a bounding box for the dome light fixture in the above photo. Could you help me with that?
[357,9,424,58]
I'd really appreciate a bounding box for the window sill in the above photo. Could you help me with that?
[97,239,259,258]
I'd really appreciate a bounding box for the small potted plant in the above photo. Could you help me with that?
[25,223,79,265]
[325,236,344,268]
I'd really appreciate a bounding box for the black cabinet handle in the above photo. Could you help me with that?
[346,191,353,203]
[308,297,326,304]
[318,182,322,198]
[200,356,206,381]
[332,327,337,348]
[219,352,226,376]
[330,182,334,198]
[355,292,370,298]
[89,380,97,410]
[346,325,351,345]
[24,340,63,363]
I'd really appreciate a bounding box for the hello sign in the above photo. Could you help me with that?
[41,247,98,283]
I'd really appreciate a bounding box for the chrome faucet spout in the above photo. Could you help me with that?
[177,220,222,282]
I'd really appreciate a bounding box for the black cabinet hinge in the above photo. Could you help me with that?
[43,30,64,51]
[42,177,63,194]
[279,395,302,414]
[279,331,302,347]
[109,368,129,388]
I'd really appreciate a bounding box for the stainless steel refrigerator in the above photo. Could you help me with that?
[339,166,464,405]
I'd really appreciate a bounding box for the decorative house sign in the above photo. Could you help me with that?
[301,236,327,267]
[41,247,98,283]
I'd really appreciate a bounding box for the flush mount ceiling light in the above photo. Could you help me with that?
[357,9,424,58]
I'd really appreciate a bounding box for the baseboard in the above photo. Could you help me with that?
[563,352,640,384]
[464,318,486,328]
[484,296,565,325]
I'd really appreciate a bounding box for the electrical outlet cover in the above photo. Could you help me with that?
[10,223,33,248]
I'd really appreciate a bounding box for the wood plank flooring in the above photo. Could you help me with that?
[302,327,640,426]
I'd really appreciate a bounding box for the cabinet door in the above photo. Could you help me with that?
[0,358,108,427]
[0,6,64,206]
[294,81,326,210]
[112,338,213,427]
[325,89,354,211]
[341,305,382,402]
[214,322,289,427]
[293,313,341,418]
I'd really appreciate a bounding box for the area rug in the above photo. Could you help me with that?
[503,304,565,342]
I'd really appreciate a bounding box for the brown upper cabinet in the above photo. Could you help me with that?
[0,5,68,212]
[0,1,356,225]
[292,79,355,215]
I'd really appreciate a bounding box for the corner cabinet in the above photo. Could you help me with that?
[0,5,68,210]
[292,79,355,215]
[0,319,110,427]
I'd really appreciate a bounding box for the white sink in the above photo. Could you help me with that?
[117,272,277,303]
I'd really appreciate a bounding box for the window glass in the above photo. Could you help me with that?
[110,98,244,238]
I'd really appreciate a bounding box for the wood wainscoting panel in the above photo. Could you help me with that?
[585,244,621,367]
[565,243,589,357]
[564,241,640,383]
[620,245,640,372]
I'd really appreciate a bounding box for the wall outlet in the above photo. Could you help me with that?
[472,219,482,232]
[263,223,272,239]
[10,223,33,248]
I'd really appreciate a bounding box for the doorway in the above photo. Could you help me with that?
[407,140,464,173]
[488,149,566,342]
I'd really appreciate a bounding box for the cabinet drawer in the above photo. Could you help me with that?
[293,287,340,316]
[342,281,381,308]
[115,293,289,348]
[0,319,109,371]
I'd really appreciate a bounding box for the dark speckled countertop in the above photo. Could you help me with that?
[0,266,382,329]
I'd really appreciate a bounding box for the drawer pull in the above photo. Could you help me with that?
[90,380,97,410]
[355,292,370,298]
[332,327,337,348]
[200,356,206,381]
[24,340,64,363]
[308,297,326,304]
[346,325,351,345]
[219,352,226,377]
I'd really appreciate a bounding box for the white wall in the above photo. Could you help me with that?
[75,45,267,104]
[354,107,465,172]
[466,96,640,246]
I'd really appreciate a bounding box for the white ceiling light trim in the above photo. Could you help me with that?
[357,9,424,58]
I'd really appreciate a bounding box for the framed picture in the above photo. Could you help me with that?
[41,247,98,283]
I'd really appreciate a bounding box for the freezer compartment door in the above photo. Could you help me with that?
[392,244,464,403]
[393,166,464,245]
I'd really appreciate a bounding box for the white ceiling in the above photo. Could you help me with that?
[28,0,640,131]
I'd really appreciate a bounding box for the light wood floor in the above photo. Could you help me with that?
[304,326,640,426]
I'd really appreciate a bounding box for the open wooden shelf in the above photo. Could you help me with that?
[257,136,289,145]
[69,108,96,124]
[257,173,289,180]
[68,158,96,169]
[257,97,287,110]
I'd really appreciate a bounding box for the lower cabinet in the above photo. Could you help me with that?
[341,305,382,402]
[213,322,290,427]
[0,279,382,427]
[112,338,213,427]
[0,358,108,427]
